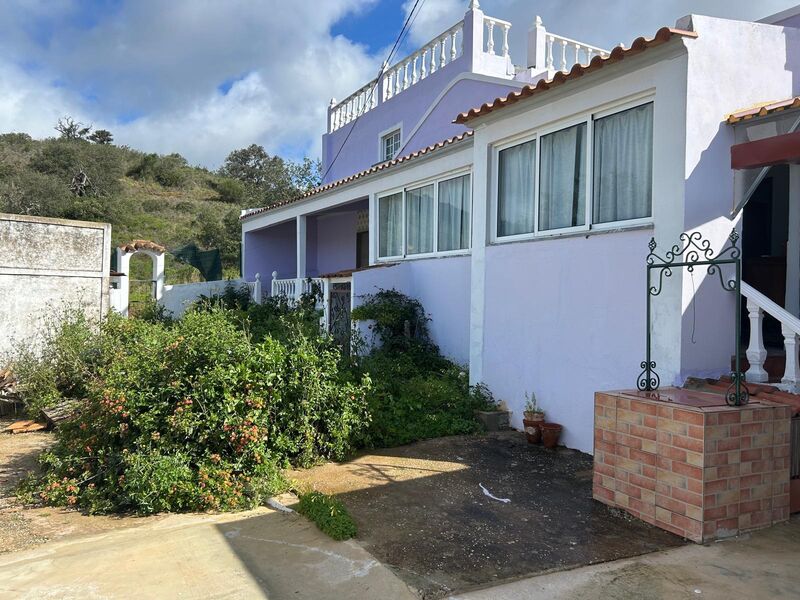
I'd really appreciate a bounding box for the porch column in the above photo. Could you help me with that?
[296,215,306,301]
[786,165,800,317]
[469,125,489,385]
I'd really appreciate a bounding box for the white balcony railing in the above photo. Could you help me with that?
[270,273,324,301]
[742,281,800,391]
[544,31,609,72]
[483,15,510,58]
[382,20,465,104]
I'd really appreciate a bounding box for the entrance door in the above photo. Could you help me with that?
[742,165,789,346]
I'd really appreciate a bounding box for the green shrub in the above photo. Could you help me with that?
[296,491,357,540]
[127,153,188,188]
[211,178,246,203]
[16,308,370,514]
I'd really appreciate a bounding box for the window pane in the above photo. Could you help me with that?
[593,103,653,224]
[498,140,536,237]
[438,175,471,251]
[378,192,403,257]
[406,184,434,255]
[383,130,401,161]
[539,122,586,231]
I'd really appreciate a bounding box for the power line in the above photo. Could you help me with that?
[321,0,427,183]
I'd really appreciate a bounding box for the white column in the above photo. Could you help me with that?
[781,323,800,391]
[368,194,377,266]
[786,164,800,317]
[253,273,262,305]
[745,299,768,383]
[462,1,484,72]
[152,251,165,301]
[117,248,130,318]
[296,215,307,301]
[469,125,489,385]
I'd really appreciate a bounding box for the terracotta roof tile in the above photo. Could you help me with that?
[453,27,697,125]
[119,239,166,254]
[727,97,800,124]
[240,131,474,221]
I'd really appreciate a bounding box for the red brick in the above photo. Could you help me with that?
[642,464,657,479]
[595,440,615,454]
[704,505,728,520]
[740,473,764,488]
[718,411,742,424]
[643,415,658,428]
[593,485,614,503]
[670,513,702,539]
[657,405,673,419]
[705,479,729,494]
[673,409,704,425]
[672,461,703,481]
[687,425,704,440]
[716,437,741,452]
[706,452,730,466]
[629,448,656,466]
[631,400,658,415]
[629,473,656,491]
[629,496,656,517]
[673,435,704,453]
[660,445,688,462]
[656,495,688,516]
[595,462,615,477]
[715,517,739,532]
[672,486,703,508]
[630,424,657,440]
[657,430,673,445]
[742,423,764,435]
[739,500,762,514]
[615,480,643,499]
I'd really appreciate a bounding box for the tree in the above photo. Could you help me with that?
[55,116,91,141]
[89,129,114,145]
[218,144,295,205]
[290,157,322,192]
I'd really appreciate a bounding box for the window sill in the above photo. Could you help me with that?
[490,221,654,247]
[375,250,471,265]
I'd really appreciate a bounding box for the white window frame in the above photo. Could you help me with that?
[490,94,655,244]
[378,124,403,162]
[375,168,472,263]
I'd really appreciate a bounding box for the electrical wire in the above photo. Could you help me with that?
[321,0,427,182]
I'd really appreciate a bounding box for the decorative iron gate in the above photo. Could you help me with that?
[328,281,352,349]
[638,229,749,406]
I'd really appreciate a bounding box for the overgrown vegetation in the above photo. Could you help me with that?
[296,491,357,541]
[12,290,493,516]
[0,122,321,284]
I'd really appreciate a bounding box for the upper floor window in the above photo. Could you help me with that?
[494,100,653,240]
[378,173,471,260]
[382,129,401,161]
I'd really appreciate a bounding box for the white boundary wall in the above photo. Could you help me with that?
[0,213,111,361]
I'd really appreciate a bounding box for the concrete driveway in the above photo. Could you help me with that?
[0,505,415,600]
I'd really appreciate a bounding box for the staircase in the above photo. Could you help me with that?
[742,281,800,392]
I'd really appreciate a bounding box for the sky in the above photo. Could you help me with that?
[0,0,796,169]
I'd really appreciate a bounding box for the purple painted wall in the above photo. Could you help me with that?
[480,230,649,453]
[322,61,518,183]
[243,220,296,280]
[352,255,471,365]
[772,13,800,28]
[308,211,357,276]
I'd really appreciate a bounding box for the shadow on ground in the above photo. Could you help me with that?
[291,431,685,599]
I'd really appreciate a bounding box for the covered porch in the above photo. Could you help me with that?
[242,197,369,332]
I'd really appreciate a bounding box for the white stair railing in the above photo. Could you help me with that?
[742,281,800,391]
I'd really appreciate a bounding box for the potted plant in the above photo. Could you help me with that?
[522,392,545,444]
[472,382,510,431]
[541,423,563,449]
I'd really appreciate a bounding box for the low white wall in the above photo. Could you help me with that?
[160,279,248,317]
[0,213,111,362]
[352,256,471,365]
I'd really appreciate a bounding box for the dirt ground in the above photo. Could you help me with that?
[291,431,685,599]
[0,418,161,554]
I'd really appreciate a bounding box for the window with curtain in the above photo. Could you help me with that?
[378,192,403,257]
[497,139,536,237]
[593,102,653,224]
[406,184,434,255]
[437,174,471,251]
[538,122,587,231]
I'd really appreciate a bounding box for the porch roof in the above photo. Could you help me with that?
[453,26,697,125]
[240,131,473,221]
[726,96,800,124]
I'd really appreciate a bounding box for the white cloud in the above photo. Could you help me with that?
[0,0,797,168]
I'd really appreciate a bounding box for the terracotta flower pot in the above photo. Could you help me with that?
[522,418,541,444]
[540,423,563,449]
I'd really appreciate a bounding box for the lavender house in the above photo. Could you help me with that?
[241,2,800,453]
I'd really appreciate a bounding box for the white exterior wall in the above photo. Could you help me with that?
[468,43,689,452]
[161,279,248,318]
[352,255,471,365]
[678,15,800,380]
[0,213,111,361]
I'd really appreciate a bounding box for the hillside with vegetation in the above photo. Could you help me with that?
[0,118,320,284]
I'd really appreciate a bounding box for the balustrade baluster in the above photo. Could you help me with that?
[546,36,554,70]
[560,39,567,71]
[440,36,447,67]
[451,31,458,60]
[411,55,418,83]
[421,49,428,79]
[403,62,409,89]
[486,20,495,54]
[746,300,769,382]
[430,43,437,73]
[502,24,509,57]
[782,324,800,390]
[395,67,402,94]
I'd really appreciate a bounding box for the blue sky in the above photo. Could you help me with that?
[0,0,797,168]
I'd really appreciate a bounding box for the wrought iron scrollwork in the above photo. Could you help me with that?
[638,229,749,406]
